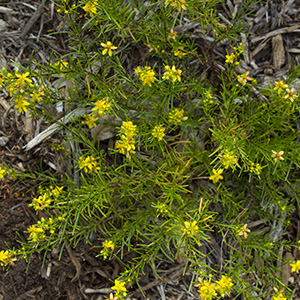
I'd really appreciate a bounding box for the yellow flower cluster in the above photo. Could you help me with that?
[273,81,298,102]
[115,121,137,160]
[78,155,100,173]
[29,186,63,211]
[4,71,33,113]
[182,221,199,237]
[216,275,234,297]
[152,202,168,215]
[82,113,98,128]
[152,125,165,141]
[195,275,233,300]
[27,224,46,242]
[196,279,217,300]
[82,0,98,17]
[0,68,45,114]
[225,43,244,65]
[92,97,113,117]
[134,66,156,86]
[165,0,187,10]
[111,279,127,298]
[173,46,187,58]
[100,240,115,260]
[249,162,261,175]
[168,108,187,125]
[203,90,215,104]
[162,65,182,82]
[26,216,62,243]
[271,292,287,300]
[14,94,30,113]
[0,250,15,266]
[219,152,237,169]
[30,86,46,102]
[30,193,52,211]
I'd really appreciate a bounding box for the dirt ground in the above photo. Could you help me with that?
[1,0,300,299]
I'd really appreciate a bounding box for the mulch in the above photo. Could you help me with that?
[1,0,300,299]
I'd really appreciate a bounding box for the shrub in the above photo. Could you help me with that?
[1,0,299,299]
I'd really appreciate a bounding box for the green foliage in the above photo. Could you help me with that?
[0,0,299,299]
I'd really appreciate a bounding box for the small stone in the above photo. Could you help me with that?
[0,136,8,146]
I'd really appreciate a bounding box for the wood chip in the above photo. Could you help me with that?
[0,6,13,14]
[251,24,300,43]
[24,107,89,151]
[272,34,285,71]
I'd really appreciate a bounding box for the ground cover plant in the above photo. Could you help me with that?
[1,0,300,299]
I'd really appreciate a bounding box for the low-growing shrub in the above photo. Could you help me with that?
[1,0,300,299]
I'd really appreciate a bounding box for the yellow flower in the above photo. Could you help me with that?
[183,221,199,236]
[162,65,182,82]
[83,0,98,17]
[215,275,233,297]
[29,194,52,211]
[53,61,68,70]
[92,97,112,117]
[271,150,284,163]
[174,47,186,58]
[111,279,127,297]
[237,71,253,85]
[120,121,137,137]
[168,108,187,125]
[82,113,98,128]
[15,72,32,87]
[249,162,262,175]
[0,250,10,266]
[152,126,165,141]
[50,186,63,197]
[101,41,118,56]
[290,260,300,273]
[197,280,217,300]
[220,152,237,169]
[136,66,156,86]
[31,87,46,102]
[271,292,287,300]
[27,225,45,242]
[14,95,30,113]
[225,53,237,64]
[165,0,187,10]
[284,87,297,102]
[78,156,100,173]
[103,240,114,250]
[238,224,250,239]
[0,167,6,179]
[209,168,223,183]
[274,80,288,94]
[115,135,136,160]
[100,240,115,260]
